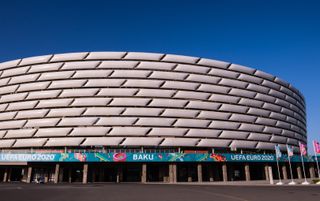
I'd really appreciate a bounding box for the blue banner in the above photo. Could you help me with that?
[0,152,317,163]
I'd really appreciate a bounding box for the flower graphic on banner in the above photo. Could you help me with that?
[74,153,87,162]
[210,153,226,162]
[113,153,127,162]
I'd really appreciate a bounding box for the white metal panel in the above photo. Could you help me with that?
[197,139,231,147]
[161,109,198,118]
[58,117,98,126]
[0,93,27,103]
[50,52,88,62]
[137,61,175,70]
[15,109,48,119]
[14,138,47,147]
[49,80,86,89]
[186,74,221,84]
[219,104,248,113]
[25,118,60,128]
[175,64,210,74]
[7,101,38,111]
[174,119,210,128]
[0,59,20,70]
[99,61,139,68]
[209,94,240,104]
[149,71,188,80]
[85,79,125,87]
[186,101,221,110]
[174,91,210,100]
[0,111,16,120]
[149,99,187,108]
[0,139,15,148]
[110,98,150,106]
[109,127,149,136]
[84,107,124,116]
[98,88,138,96]
[208,68,239,78]
[238,124,265,132]
[28,63,63,73]
[73,70,112,78]
[229,114,257,122]
[186,129,222,138]
[44,137,84,147]
[198,111,231,120]
[160,138,199,147]
[197,58,230,68]
[35,128,72,137]
[219,78,248,88]
[36,99,72,108]
[228,64,256,74]
[229,88,256,98]
[229,140,257,149]
[219,131,249,139]
[20,55,52,66]
[71,98,110,106]
[61,61,100,69]
[70,127,110,136]
[47,108,85,117]
[124,79,163,88]
[86,52,126,60]
[9,74,39,84]
[247,133,271,141]
[1,66,29,77]
[148,128,188,136]
[124,52,164,61]
[0,85,19,95]
[96,117,137,126]
[110,70,151,78]
[81,137,124,146]
[198,84,230,94]
[121,137,163,146]
[209,121,240,130]
[17,82,50,92]
[162,81,199,90]
[27,90,61,99]
[122,108,163,116]
[162,54,199,63]
[60,88,99,97]
[5,129,36,138]
[38,71,74,80]
[136,118,175,126]
[136,89,175,98]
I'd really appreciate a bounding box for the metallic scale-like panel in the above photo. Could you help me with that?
[0,52,306,152]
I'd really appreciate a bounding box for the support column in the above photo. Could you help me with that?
[282,165,288,180]
[244,163,250,181]
[297,166,303,179]
[54,164,60,184]
[197,163,202,182]
[268,166,274,184]
[59,167,64,182]
[7,168,12,182]
[26,166,32,183]
[209,165,214,182]
[82,164,88,184]
[3,168,8,182]
[309,165,316,178]
[44,170,49,183]
[68,168,72,183]
[169,164,177,183]
[222,163,228,182]
[116,165,122,183]
[141,163,147,183]
[264,165,270,181]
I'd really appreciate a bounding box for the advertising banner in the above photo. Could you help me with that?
[0,152,317,163]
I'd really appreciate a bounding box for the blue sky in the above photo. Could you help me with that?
[0,0,319,152]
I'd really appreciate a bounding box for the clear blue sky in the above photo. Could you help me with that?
[0,0,319,152]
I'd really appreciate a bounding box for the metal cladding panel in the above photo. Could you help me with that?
[81,137,124,146]
[0,52,306,151]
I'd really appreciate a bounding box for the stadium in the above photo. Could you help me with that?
[0,52,317,183]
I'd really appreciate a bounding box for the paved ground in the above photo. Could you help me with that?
[0,183,319,201]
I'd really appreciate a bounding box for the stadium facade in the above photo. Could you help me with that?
[0,52,317,183]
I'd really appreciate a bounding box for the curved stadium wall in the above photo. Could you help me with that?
[0,52,306,153]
